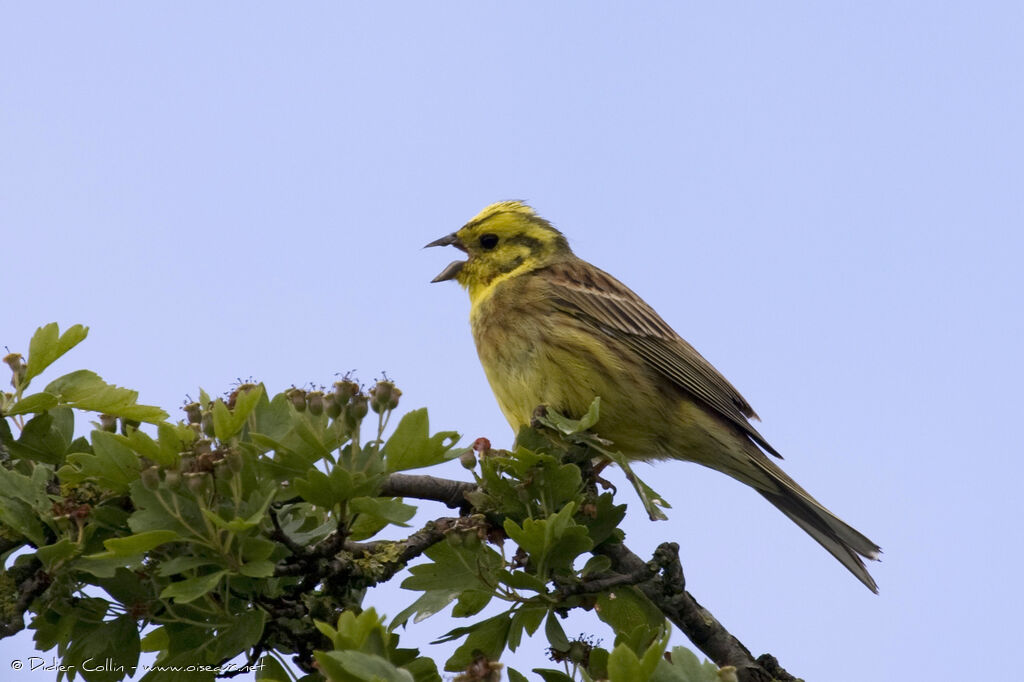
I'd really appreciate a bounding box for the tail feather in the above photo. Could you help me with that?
[745,453,882,593]
[758,488,880,593]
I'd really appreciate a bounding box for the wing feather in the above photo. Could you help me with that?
[545,259,782,458]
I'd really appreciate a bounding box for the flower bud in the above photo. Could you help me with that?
[324,394,342,419]
[227,383,258,410]
[369,380,401,414]
[348,394,369,423]
[459,450,477,470]
[287,388,307,412]
[140,466,161,490]
[307,390,325,416]
[185,472,209,496]
[98,414,118,433]
[3,353,26,389]
[183,402,202,424]
[224,449,243,474]
[333,380,359,405]
[164,469,181,489]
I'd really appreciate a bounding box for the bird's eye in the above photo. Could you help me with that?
[479,234,499,250]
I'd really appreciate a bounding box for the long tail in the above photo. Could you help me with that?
[746,452,881,592]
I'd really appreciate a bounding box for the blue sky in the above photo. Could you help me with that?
[3,3,1022,680]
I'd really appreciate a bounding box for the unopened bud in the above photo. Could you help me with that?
[333,380,359,405]
[307,391,325,416]
[459,450,477,470]
[140,466,161,490]
[185,473,209,496]
[227,383,258,410]
[324,394,342,419]
[224,449,243,474]
[183,402,202,424]
[164,469,181,489]
[3,354,26,388]
[344,394,369,429]
[287,388,307,412]
[120,419,140,435]
[99,414,118,433]
[369,381,401,414]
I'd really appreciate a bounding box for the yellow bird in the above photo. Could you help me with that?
[427,200,881,592]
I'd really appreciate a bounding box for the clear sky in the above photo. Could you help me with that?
[3,3,1022,681]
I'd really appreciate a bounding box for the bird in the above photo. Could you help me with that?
[426,200,881,592]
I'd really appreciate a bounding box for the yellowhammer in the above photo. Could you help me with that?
[427,200,881,592]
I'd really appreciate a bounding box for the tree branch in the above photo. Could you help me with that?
[596,541,796,682]
[380,473,476,510]
[0,560,50,639]
[377,470,798,680]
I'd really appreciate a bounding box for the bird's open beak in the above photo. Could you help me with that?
[425,232,467,283]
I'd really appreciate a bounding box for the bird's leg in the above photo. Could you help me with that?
[591,458,617,493]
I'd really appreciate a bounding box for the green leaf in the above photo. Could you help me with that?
[503,502,593,576]
[212,385,264,441]
[609,642,643,682]
[401,538,502,593]
[596,586,665,652]
[45,369,167,422]
[140,626,169,653]
[61,430,141,493]
[36,538,79,571]
[603,451,670,521]
[201,487,274,532]
[315,650,414,682]
[652,647,722,682]
[507,670,530,682]
[499,569,548,593]
[545,611,570,651]
[535,397,601,436]
[65,612,140,682]
[0,466,49,544]
[384,408,459,472]
[24,323,89,383]
[255,655,292,682]
[581,555,612,577]
[443,612,512,672]
[508,606,546,651]
[4,391,59,416]
[103,530,181,555]
[350,496,415,527]
[78,552,143,578]
[238,560,276,578]
[159,570,227,603]
[391,589,461,627]
[157,556,221,576]
[8,410,71,464]
[638,626,671,680]
[211,609,266,661]
[533,670,575,682]
[450,589,491,618]
[155,422,192,467]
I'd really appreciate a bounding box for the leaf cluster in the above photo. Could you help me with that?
[0,324,736,682]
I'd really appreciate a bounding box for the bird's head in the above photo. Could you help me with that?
[426,201,571,301]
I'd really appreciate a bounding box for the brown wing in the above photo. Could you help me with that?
[544,258,782,458]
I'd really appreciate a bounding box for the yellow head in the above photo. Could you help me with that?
[426,201,572,302]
